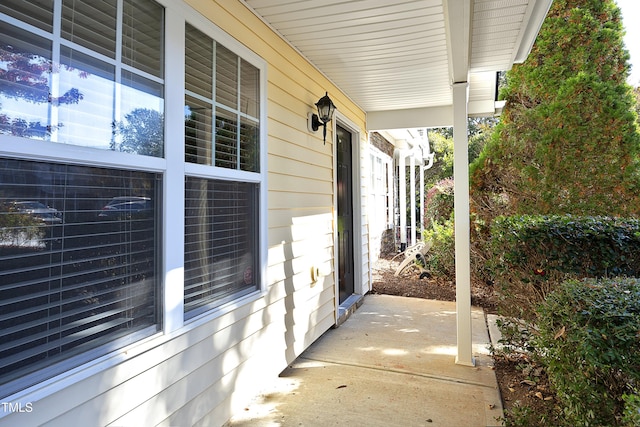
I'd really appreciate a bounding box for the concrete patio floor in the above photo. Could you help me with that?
[225,294,504,427]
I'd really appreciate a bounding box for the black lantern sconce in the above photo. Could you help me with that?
[308,92,336,144]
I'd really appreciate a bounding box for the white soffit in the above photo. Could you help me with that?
[244,0,552,125]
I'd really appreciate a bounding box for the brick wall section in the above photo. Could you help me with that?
[370,132,394,157]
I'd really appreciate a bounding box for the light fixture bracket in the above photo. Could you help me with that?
[309,112,323,132]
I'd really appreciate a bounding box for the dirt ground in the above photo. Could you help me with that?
[370,256,497,311]
[370,255,557,424]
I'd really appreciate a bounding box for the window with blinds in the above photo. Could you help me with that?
[184,178,259,317]
[0,158,161,397]
[0,0,266,398]
[0,0,165,398]
[183,23,262,317]
[0,0,164,155]
[0,0,54,33]
[184,24,260,171]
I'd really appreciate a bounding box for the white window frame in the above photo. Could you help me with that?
[369,145,393,231]
[171,5,268,327]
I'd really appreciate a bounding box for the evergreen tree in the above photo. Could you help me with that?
[470,0,640,221]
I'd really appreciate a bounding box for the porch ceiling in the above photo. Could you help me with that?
[244,0,552,129]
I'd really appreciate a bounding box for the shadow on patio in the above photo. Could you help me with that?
[225,294,503,427]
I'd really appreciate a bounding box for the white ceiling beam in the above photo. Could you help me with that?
[468,100,499,116]
[444,0,473,84]
[367,106,454,130]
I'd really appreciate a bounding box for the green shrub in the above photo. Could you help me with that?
[535,278,640,426]
[424,178,454,228]
[623,390,640,427]
[489,215,640,318]
[423,179,456,278]
[423,218,455,278]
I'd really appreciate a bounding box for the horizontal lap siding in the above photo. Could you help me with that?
[0,1,367,426]
[17,294,286,426]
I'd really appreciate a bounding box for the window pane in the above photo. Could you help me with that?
[0,158,161,397]
[240,59,259,118]
[215,108,237,169]
[122,0,164,78]
[216,44,237,109]
[62,0,117,59]
[184,178,259,317]
[185,96,213,165]
[185,24,213,99]
[58,46,115,149]
[117,71,164,157]
[0,24,51,139]
[0,0,54,33]
[240,117,259,172]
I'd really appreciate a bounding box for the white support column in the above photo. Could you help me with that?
[409,155,416,247]
[398,153,407,250]
[452,82,474,366]
[420,160,425,239]
[387,159,394,230]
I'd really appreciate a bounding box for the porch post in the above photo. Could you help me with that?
[409,155,416,246]
[452,81,474,366]
[420,159,425,238]
[398,153,407,250]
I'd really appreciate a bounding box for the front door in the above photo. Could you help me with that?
[336,124,355,304]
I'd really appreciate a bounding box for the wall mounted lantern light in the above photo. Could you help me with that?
[308,92,336,144]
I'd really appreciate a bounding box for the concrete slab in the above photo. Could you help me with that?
[226,295,504,427]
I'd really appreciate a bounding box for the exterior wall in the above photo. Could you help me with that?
[0,1,367,426]
[367,133,396,263]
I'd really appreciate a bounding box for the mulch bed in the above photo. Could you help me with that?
[370,255,497,312]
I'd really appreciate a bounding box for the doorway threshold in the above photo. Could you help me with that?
[336,294,364,327]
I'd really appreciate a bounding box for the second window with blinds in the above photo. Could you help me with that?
[183,23,261,319]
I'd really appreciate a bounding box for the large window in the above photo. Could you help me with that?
[0,0,164,155]
[0,0,266,399]
[183,23,262,317]
[0,158,161,397]
[0,0,164,398]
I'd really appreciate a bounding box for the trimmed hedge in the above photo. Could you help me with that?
[535,278,640,426]
[489,215,640,318]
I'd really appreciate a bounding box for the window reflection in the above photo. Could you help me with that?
[0,24,52,140]
[115,72,164,157]
[0,1,164,157]
[185,98,212,164]
[0,157,161,395]
[58,47,115,148]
